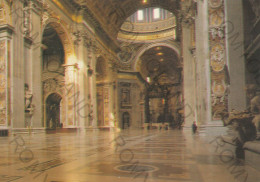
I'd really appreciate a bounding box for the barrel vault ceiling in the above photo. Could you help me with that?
[63,0,181,47]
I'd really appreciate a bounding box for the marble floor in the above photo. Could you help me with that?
[0,128,259,182]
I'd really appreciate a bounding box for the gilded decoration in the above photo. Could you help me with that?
[0,40,5,125]
[117,45,134,63]
[208,1,228,120]
[209,0,223,9]
[43,78,63,95]
[0,1,12,25]
[43,17,74,62]
[0,4,5,24]
[212,80,226,97]
[120,17,176,33]
[104,87,110,126]
[209,9,224,27]
[0,0,13,25]
[210,27,224,40]
[211,77,228,120]
[210,43,225,72]
[118,30,175,42]
[117,44,142,68]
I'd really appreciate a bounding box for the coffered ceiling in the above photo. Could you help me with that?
[140,46,181,85]
[65,0,181,45]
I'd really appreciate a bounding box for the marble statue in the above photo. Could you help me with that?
[25,83,33,112]
[245,84,260,132]
[250,93,260,131]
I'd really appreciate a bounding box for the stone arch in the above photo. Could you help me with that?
[116,2,181,36]
[42,18,74,64]
[45,92,63,129]
[132,42,181,71]
[43,80,64,102]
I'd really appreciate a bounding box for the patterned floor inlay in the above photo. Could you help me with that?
[115,164,158,173]
[1,129,259,182]
[0,175,23,182]
[106,153,194,161]
[74,161,197,181]
[19,158,74,173]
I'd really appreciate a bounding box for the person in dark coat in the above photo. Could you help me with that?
[192,121,197,134]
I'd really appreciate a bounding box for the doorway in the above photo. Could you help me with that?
[46,93,62,129]
[122,112,130,129]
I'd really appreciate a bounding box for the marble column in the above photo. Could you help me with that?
[30,1,43,128]
[106,61,117,128]
[225,0,247,111]
[75,40,88,129]
[64,63,78,127]
[11,1,25,128]
[87,47,97,128]
[195,0,211,124]
[0,27,13,131]
[0,1,13,133]
[183,23,196,127]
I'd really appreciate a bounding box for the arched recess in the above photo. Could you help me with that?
[74,1,181,40]
[132,42,181,71]
[41,21,68,129]
[111,1,181,39]
[41,18,74,64]
[45,93,62,129]
[132,43,183,127]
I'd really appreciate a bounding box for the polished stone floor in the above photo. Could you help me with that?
[0,128,259,182]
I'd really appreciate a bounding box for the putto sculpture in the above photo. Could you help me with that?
[24,83,34,114]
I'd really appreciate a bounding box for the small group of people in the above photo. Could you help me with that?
[159,123,169,130]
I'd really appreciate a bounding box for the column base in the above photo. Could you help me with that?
[198,120,228,141]
[0,129,8,136]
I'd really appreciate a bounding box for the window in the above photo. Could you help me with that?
[137,10,144,21]
[153,8,160,19]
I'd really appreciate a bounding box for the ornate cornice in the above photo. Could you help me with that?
[0,24,14,35]
[65,0,120,53]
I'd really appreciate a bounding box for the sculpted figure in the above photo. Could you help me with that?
[251,94,260,131]
[246,84,260,132]
[25,83,33,111]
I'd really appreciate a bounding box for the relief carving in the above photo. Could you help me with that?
[0,40,6,125]
[43,78,63,94]
[24,83,34,114]
[0,106,5,125]
[210,43,225,72]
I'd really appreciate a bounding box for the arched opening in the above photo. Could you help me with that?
[116,6,182,129]
[117,7,177,43]
[139,46,183,128]
[122,112,131,129]
[42,24,65,129]
[42,24,65,73]
[46,93,62,129]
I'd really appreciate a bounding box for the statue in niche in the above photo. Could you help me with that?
[248,85,260,132]
[25,83,33,113]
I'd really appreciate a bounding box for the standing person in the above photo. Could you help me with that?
[192,121,197,134]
